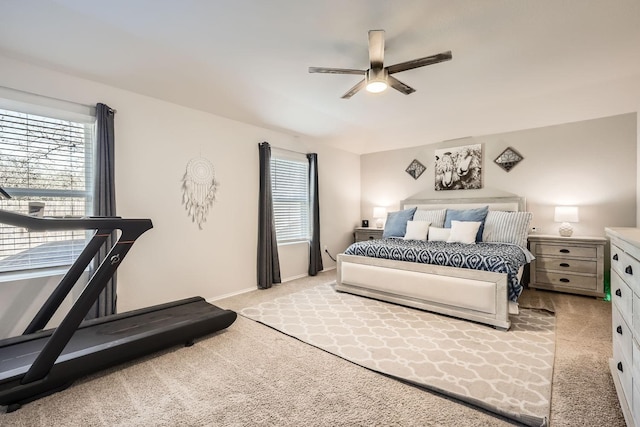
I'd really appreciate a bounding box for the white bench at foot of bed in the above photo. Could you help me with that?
[336,253,512,331]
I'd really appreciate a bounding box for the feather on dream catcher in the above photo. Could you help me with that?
[182,157,219,229]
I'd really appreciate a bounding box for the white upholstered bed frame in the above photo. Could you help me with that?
[335,196,527,331]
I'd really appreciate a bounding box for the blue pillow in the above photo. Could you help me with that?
[444,206,489,242]
[382,207,417,238]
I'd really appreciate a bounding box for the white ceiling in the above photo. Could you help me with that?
[0,0,639,154]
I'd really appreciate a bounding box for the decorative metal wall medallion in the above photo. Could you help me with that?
[494,147,524,172]
[181,157,219,229]
[405,159,426,180]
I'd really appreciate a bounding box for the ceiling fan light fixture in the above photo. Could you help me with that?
[366,68,388,93]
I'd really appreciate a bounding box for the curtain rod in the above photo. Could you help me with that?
[0,85,117,113]
[261,142,307,156]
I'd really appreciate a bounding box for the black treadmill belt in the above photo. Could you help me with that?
[0,299,232,382]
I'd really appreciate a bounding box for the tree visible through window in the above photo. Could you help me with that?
[270,150,310,243]
[0,107,95,273]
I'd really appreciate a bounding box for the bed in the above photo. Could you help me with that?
[335,196,532,330]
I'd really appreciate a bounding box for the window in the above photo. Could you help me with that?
[270,149,309,243]
[0,103,95,273]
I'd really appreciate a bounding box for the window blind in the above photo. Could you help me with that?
[0,107,94,273]
[270,151,310,243]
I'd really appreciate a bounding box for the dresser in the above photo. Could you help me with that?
[607,227,640,427]
[354,227,383,242]
[528,234,606,298]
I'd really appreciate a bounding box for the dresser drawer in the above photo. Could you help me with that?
[612,246,640,295]
[613,304,633,365]
[535,243,597,259]
[612,270,633,322]
[634,339,640,395]
[535,257,596,274]
[634,293,640,338]
[535,270,597,291]
[614,340,633,405]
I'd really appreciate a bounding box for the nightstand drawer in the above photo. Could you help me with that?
[535,257,596,274]
[535,271,597,290]
[534,243,597,259]
[354,228,384,242]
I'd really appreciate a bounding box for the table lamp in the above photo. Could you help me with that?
[373,207,387,229]
[554,206,579,237]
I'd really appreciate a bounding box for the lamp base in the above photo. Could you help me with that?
[558,222,573,237]
[376,218,384,228]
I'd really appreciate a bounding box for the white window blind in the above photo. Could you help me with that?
[270,150,310,243]
[0,106,95,273]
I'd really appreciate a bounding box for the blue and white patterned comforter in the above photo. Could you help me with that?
[343,238,532,301]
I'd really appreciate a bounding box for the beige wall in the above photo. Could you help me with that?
[362,113,637,237]
[0,55,360,321]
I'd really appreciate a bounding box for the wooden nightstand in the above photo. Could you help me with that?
[354,227,384,242]
[528,234,606,298]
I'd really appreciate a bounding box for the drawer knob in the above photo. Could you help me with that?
[368,236,375,240]
[617,325,623,335]
[625,265,633,275]
[618,361,624,372]
[613,254,619,261]
[559,263,570,268]
[559,278,570,283]
[559,249,570,254]
[616,288,622,297]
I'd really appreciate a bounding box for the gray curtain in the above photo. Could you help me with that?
[86,103,117,319]
[307,153,323,276]
[257,142,281,289]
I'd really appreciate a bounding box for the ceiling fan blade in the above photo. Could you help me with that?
[388,75,416,95]
[341,79,366,99]
[368,30,385,69]
[386,51,452,74]
[309,67,366,75]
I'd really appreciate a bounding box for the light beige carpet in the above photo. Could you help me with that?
[240,283,555,427]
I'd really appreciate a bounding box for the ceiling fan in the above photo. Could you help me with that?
[309,30,452,99]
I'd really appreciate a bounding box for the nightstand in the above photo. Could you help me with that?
[354,227,384,242]
[528,234,606,298]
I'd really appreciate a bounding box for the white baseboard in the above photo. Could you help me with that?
[206,267,337,304]
[207,286,255,303]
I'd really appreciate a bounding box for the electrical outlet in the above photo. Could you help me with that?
[324,245,328,251]
[530,226,537,233]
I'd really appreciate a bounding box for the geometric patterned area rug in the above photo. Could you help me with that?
[240,283,555,427]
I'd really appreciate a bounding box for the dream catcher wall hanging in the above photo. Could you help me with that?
[181,157,219,229]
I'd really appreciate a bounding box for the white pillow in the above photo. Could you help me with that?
[404,221,431,240]
[428,227,451,242]
[447,221,482,244]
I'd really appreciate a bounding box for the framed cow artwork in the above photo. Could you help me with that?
[434,144,482,191]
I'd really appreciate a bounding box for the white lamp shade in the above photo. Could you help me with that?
[373,207,387,218]
[554,206,579,223]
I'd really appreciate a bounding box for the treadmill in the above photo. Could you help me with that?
[0,209,237,412]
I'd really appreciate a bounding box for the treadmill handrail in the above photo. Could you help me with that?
[0,209,152,232]
[0,208,154,386]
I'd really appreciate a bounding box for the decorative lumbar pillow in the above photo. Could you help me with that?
[444,206,489,242]
[382,207,417,238]
[413,209,446,228]
[482,210,533,248]
[427,226,451,242]
[447,221,482,244]
[404,221,431,240]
